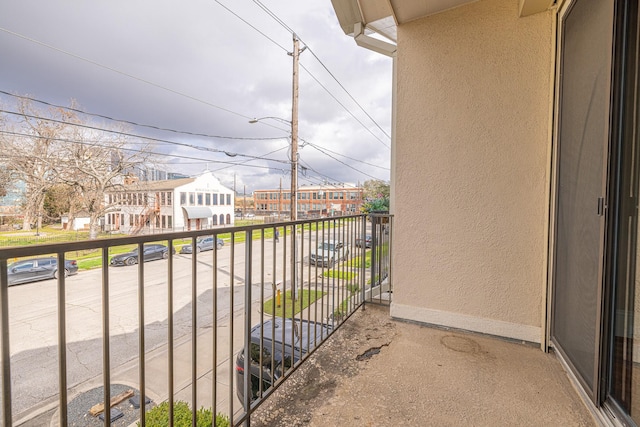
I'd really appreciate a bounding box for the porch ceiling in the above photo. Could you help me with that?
[331,0,556,44]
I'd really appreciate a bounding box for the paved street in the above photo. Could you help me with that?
[6,228,365,423]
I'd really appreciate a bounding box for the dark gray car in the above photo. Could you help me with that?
[235,318,332,406]
[109,244,173,266]
[7,257,78,286]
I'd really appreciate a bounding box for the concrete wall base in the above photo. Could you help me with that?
[391,302,541,344]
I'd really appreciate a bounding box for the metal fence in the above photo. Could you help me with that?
[0,213,392,426]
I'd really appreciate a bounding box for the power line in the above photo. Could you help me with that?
[301,138,389,171]
[0,109,291,164]
[0,90,286,142]
[246,1,392,144]
[300,64,390,149]
[213,1,391,150]
[1,90,388,182]
[301,44,392,141]
[303,144,384,181]
[252,0,295,34]
[0,130,284,171]
[213,0,288,52]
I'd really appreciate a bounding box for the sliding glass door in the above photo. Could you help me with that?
[552,0,614,398]
[554,0,640,424]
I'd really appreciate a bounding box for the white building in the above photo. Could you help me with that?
[104,171,234,233]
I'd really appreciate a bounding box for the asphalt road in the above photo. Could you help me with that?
[5,230,355,420]
[6,240,271,419]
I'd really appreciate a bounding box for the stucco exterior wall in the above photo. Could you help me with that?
[390,0,553,343]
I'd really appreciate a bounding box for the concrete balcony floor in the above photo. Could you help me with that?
[251,303,596,426]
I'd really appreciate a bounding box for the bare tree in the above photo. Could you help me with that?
[0,98,71,230]
[1,97,157,237]
[57,122,156,239]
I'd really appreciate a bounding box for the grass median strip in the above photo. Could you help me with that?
[262,289,326,318]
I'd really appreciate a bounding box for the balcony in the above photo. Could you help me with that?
[0,213,596,426]
[248,303,595,426]
[0,214,393,426]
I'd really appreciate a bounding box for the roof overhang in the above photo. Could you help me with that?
[181,206,213,219]
[331,0,556,55]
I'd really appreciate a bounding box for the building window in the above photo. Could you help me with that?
[219,214,224,224]
[168,215,172,228]
[205,193,211,205]
[213,194,218,205]
[189,193,195,205]
[161,192,166,206]
[197,193,204,206]
[226,194,231,205]
[180,192,186,205]
[167,192,172,206]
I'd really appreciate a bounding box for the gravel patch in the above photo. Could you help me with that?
[63,384,152,427]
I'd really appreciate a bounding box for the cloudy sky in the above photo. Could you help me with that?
[0,0,392,193]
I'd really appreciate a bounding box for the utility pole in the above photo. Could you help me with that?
[289,34,305,221]
[243,185,246,218]
[289,34,306,302]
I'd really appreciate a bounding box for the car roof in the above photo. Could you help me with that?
[250,318,331,352]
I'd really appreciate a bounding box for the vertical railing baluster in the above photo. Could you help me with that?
[212,235,218,427]
[228,233,235,423]
[191,238,197,426]
[138,242,145,427]
[361,216,367,307]
[281,225,287,380]
[102,248,111,426]
[0,257,12,426]
[167,239,174,427]
[389,216,394,300]
[57,252,68,426]
[271,226,277,397]
[258,230,265,399]
[242,230,252,425]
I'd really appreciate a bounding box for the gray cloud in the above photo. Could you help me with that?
[0,0,391,192]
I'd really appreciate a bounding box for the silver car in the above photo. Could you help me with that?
[309,240,349,267]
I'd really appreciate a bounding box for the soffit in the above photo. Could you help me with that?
[332,0,553,43]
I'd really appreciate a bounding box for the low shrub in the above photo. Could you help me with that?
[139,401,230,427]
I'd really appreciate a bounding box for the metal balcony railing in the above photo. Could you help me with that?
[0,213,392,426]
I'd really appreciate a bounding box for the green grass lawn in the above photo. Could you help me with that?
[262,289,326,318]
[322,270,357,281]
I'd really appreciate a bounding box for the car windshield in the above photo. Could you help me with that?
[317,243,336,251]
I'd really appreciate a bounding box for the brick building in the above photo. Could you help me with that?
[253,184,363,218]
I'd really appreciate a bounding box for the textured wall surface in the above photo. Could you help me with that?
[391,0,553,342]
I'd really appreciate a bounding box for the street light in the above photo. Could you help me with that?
[249,116,298,221]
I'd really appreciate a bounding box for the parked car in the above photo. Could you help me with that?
[109,244,173,266]
[179,237,224,254]
[7,257,78,286]
[235,318,332,406]
[309,240,349,267]
[355,234,372,248]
